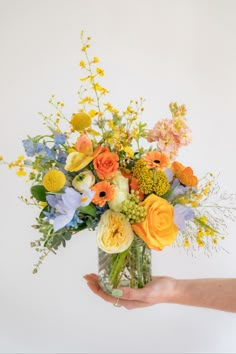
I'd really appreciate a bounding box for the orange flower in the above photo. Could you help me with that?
[93,151,119,179]
[120,168,132,180]
[172,161,198,187]
[130,177,145,201]
[132,194,178,250]
[144,151,170,169]
[91,181,115,207]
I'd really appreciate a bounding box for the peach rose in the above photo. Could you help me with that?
[132,194,178,250]
[93,151,119,180]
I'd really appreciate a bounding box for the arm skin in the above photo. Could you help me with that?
[84,274,236,312]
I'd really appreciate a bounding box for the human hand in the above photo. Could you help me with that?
[83,273,177,310]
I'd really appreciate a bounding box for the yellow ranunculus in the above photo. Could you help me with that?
[97,210,134,254]
[132,194,178,250]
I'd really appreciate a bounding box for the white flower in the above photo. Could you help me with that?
[97,210,134,253]
[72,170,95,192]
[108,171,129,212]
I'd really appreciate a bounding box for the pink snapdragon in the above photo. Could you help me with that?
[147,103,192,159]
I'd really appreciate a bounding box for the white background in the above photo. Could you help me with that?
[0,0,236,353]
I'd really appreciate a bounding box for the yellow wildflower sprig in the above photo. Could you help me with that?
[7,155,28,177]
[80,32,108,132]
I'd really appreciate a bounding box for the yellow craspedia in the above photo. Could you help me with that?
[43,169,66,192]
[70,111,92,131]
[153,170,170,196]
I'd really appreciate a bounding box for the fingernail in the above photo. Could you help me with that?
[112,289,123,297]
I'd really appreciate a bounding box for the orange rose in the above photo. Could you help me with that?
[132,194,178,250]
[93,151,119,179]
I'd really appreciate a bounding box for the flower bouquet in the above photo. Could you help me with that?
[1,32,235,294]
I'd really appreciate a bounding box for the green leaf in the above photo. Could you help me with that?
[31,185,47,202]
[75,223,87,232]
[64,232,72,241]
[78,203,97,217]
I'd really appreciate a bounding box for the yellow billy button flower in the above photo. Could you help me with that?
[70,111,91,131]
[0,155,3,161]
[43,169,66,192]
[97,210,134,254]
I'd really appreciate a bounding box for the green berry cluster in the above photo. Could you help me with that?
[121,191,146,224]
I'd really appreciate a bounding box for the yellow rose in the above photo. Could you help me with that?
[132,194,178,250]
[97,210,134,253]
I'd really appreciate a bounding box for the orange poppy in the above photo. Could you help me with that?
[91,181,115,207]
[144,151,170,169]
[172,161,198,187]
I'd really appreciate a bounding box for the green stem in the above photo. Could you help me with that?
[136,245,143,288]
[109,249,129,289]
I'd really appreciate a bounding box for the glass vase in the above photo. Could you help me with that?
[98,235,152,295]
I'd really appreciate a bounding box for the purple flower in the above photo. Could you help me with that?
[46,187,94,232]
[164,168,173,182]
[174,204,195,231]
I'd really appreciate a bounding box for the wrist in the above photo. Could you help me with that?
[165,278,182,304]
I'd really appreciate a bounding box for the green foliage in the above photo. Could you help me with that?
[78,203,97,217]
[31,185,47,202]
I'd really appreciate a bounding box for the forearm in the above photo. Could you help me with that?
[170,278,236,313]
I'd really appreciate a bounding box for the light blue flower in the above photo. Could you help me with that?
[55,150,67,164]
[43,208,57,221]
[174,204,195,231]
[23,139,35,157]
[54,132,67,147]
[66,213,83,229]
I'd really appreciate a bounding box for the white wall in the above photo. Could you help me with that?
[0,0,236,353]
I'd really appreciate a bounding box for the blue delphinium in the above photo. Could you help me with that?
[53,132,67,148]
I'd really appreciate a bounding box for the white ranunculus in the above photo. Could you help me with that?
[72,170,95,192]
[97,210,134,253]
[108,171,129,212]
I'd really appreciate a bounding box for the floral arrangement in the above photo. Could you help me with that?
[1,33,235,292]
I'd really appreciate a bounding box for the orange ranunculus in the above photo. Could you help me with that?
[93,151,119,180]
[132,194,178,250]
[172,161,198,187]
